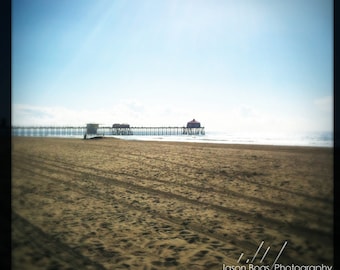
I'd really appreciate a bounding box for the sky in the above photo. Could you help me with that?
[12,0,333,133]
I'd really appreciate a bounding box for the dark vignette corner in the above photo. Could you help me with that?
[0,0,12,269]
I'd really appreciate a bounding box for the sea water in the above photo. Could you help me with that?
[115,131,333,148]
[12,128,333,147]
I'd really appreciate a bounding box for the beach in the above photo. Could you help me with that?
[12,137,333,269]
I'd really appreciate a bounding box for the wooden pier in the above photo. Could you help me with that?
[113,126,205,136]
[12,126,205,137]
[12,126,87,137]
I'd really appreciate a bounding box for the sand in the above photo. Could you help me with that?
[11,137,333,269]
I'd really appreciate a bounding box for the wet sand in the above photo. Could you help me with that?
[12,137,333,269]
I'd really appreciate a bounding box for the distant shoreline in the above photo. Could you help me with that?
[12,136,333,151]
[11,128,332,148]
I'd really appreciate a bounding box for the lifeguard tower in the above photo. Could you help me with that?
[84,123,100,139]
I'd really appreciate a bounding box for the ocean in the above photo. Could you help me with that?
[120,131,333,148]
[12,127,333,147]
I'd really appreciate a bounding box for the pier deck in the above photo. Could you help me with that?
[12,126,205,137]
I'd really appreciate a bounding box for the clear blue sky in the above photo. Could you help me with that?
[12,0,333,133]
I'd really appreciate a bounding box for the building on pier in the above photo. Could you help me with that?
[186,119,201,128]
[112,123,133,135]
[183,119,204,135]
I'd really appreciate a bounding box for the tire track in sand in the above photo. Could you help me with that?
[12,152,332,240]
[12,211,106,270]
[13,156,328,266]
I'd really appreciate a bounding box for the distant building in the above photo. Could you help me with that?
[112,123,132,135]
[186,119,201,128]
[112,123,130,128]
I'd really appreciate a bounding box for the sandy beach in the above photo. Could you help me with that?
[12,137,333,269]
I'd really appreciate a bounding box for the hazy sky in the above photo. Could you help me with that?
[12,0,333,133]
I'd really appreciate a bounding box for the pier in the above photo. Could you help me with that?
[116,126,205,136]
[12,126,88,137]
[12,126,205,137]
